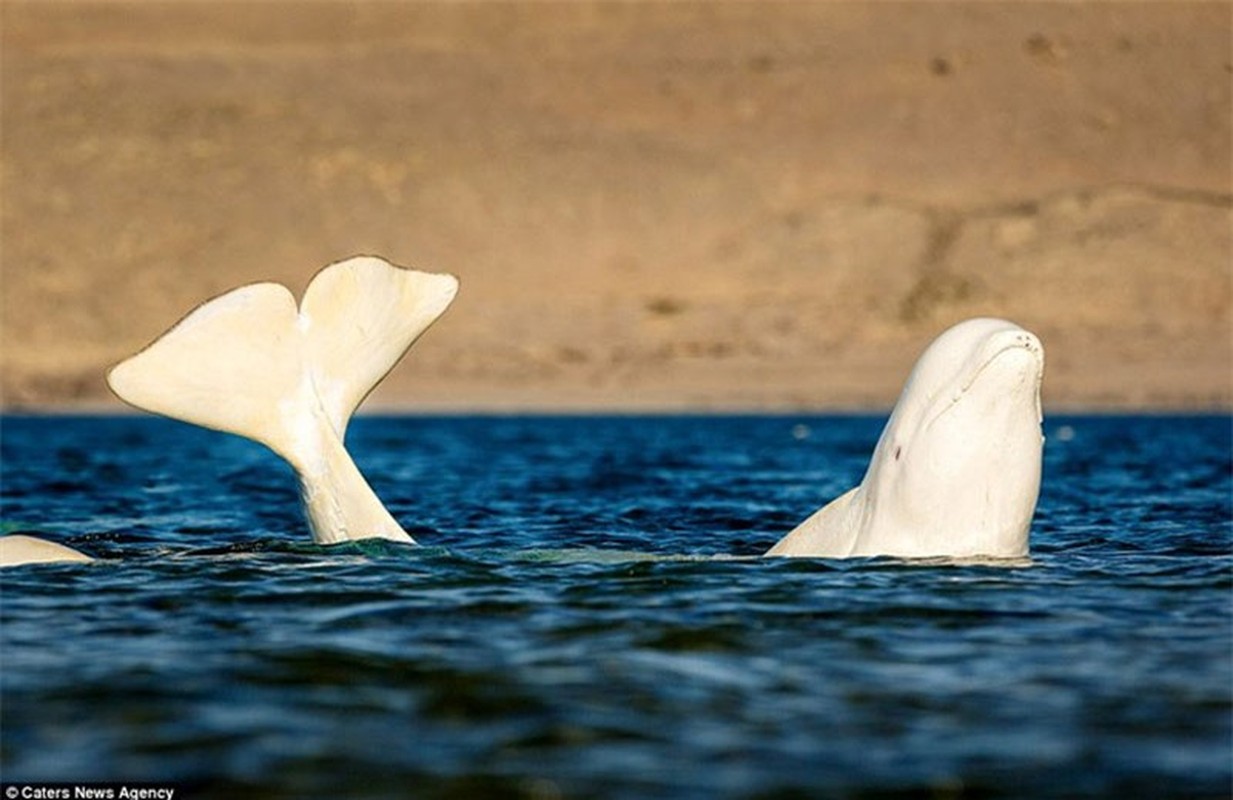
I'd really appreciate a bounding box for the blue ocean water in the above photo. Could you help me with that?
[1,414,1229,799]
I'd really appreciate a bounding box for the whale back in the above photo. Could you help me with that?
[0,535,92,566]
[764,487,862,557]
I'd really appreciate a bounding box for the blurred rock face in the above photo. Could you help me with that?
[3,3,1229,409]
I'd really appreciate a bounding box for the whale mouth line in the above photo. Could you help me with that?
[930,341,1042,425]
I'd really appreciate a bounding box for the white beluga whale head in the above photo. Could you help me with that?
[768,317,1045,559]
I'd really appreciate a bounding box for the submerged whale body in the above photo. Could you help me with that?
[0,534,94,566]
[767,317,1045,559]
[0,256,457,567]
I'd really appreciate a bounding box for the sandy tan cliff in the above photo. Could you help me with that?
[2,2,1230,411]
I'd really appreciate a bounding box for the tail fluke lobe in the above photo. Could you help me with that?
[106,282,307,461]
[302,256,458,437]
[107,256,458,545]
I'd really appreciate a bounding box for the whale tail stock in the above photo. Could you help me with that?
[107,256,459,545]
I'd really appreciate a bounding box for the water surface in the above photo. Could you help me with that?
[2,415,1229,798]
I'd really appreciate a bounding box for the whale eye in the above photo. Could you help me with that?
[894,445,902,461]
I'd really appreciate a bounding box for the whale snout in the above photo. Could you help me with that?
[984,327,1045,424]
[1011,329,1043,360]
[984,327,1045,377]
[993,327,1043,360]
[936,325,1045,420]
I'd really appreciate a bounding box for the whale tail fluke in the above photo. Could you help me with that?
[107,256,458,545]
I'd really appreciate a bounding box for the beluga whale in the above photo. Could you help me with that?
[109,255,459,545]
[767,317,1045,560]
[0,256,457,567]
[0,535,95,566]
